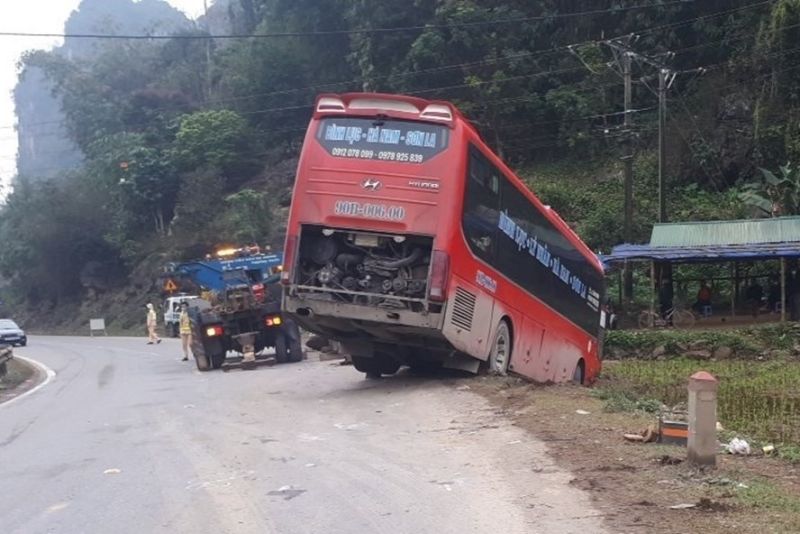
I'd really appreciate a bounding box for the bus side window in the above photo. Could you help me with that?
[463,147,500,262]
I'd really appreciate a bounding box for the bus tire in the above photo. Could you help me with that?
[572,359,585,385]
[352,355,399,379]
[489,320,512,375]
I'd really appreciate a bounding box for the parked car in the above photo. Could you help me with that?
[0,319,26,347]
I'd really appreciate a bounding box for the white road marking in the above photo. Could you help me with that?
[0,355,56,409]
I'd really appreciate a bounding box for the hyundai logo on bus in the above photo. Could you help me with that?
[361,178,382,191]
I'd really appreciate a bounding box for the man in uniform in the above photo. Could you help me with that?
[146,303,161,345]
[179,301,193,361]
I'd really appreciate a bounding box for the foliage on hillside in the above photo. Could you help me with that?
[4,0,800,312]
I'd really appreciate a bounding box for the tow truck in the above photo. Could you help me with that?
[161,247,303,371]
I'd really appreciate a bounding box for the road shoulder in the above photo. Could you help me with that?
[470,376,800,534]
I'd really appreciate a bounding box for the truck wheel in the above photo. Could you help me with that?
[274,334,289,364]
[288,336,304,362]
[194,351,210,371]
[286,323,304,363]
[210,352,226,369]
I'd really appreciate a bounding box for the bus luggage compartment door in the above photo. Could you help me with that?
[442,281,494,360]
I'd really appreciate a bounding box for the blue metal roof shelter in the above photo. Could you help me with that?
[600,217,800,323]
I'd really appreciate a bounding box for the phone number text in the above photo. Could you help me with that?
[330,147,424,163]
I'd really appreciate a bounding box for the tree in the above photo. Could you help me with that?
[740,164,800,217]
[222,189,273,245]
[172,110,255,181]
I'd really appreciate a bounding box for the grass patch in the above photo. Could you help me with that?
[604,323,800,359]
[0,358,35,391]
[591,388,663,413]
[738,479,800,517]
[598,358,800,446]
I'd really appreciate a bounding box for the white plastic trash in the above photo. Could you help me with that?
[725,437,751,455]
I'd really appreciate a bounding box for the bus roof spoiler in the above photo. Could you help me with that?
[315,93,455,123]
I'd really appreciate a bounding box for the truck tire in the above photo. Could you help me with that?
[210,352,226,369]
[275,334,289,364]
[194,351,210,371]
[286,322,304,363]
[288,336,304,363]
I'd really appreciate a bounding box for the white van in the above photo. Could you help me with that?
[163,295,199,337]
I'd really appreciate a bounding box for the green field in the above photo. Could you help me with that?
[599,358,800,451]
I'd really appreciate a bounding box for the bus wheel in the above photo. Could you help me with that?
[352,355,399,379]
[489,320,512,375]
[572,360,585,385]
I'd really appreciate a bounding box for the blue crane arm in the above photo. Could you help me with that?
[167,253,284,292]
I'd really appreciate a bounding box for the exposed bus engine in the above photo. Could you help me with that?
[294,226,433,311]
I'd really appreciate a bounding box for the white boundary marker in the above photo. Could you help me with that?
[0,355,56,408]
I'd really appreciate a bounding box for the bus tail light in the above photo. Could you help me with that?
[205,325,224,337]
[281,235,297,285]
[429,250,450,302]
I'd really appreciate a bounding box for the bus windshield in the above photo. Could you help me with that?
[316,117,449,165]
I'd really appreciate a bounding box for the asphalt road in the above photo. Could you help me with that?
[0,336,608,534]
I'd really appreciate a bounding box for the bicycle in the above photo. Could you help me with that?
[638,306,696,329]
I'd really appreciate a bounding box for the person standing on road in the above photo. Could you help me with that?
[146,303,161,345]
[179,302,193,361]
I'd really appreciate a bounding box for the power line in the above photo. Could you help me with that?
[0,1,698,41]
[0,0,773,132]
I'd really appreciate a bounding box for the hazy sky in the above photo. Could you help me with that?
[0,0,208,190]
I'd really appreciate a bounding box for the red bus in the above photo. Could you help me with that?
[282,93,606,383]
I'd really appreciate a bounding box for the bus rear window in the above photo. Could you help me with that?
[316,117,449,164]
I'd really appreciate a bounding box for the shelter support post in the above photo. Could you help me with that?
[782,258,787,323]
[730,263,735,319]
[733,263,739,316]
[650,261,656,319]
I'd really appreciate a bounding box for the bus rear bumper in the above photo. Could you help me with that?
[283,294,444,331]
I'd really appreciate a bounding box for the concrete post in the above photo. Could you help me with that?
[688,371,718,467]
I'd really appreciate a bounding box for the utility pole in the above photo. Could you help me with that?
[622,51,634,299]
[204,0,212,102]
[658,68,668,223]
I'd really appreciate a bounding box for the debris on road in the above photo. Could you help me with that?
[623,425,658,443]
[268,485,307,501]
[575,409,591,415]
[725,437,751,455]
[669,503,696,510]
[103,468,122,475]
[656,455,683,466]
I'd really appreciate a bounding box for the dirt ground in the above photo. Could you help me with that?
[468,376,800,534]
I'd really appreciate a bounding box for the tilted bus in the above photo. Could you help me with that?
[282,92,606,383]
